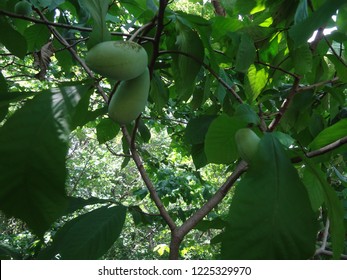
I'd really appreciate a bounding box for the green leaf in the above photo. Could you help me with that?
[204,114,246,164]
[24,24,51,52]
[41,206,126,259]
[138,119,151,143]
[185,115,216,145]
[191,143,208,169]
[245,64,268,101]
[303,159,345,259]
[0,86,89,237]
[326,54,347,83]
[221,134,318,259]
[96,118,120,144]
[0,18,27,59]
[150,73,169,111]
[294,0,309,24]
[235,33,256,73]
[81,0,111,49]
[234,103,260,125]
[302,168,325,211]
[336,4,347,33]
[289,0,346,46]
[309,119,347,150]
[172,21,204,101]
[291,44,312,75]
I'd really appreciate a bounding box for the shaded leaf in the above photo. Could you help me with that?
[41,206,126,259]
[221,134,317,259]
[81,0,111,49]
[289,0,346,46]
[96,118,120,144]
[0,18,27,59]
[303,159,345,259]
[205,114,247,164]
[172,21,204,101]
[235,33,256,73]
[0,86,89,237]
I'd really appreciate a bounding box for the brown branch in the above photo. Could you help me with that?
[292,136,347,163]
[296,77,339,92]
[159,50,244,104]
[169,160,248,259]
[121,125,177,231]
[211,0,226,16]
[268,77,301,131]
[34,8,108,103]
[149,0,169,76]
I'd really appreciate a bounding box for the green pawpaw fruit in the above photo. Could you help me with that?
[14,1,32,16]
[108,68,150,124]
[85,41,148,81]
[235,128,261,163]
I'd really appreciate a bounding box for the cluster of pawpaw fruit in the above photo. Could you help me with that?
[85,41,149,124]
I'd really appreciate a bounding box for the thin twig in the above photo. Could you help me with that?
[268,77,301,131]
[0,9,154,41]
[296,77,339,92]
[34,8,108,103]
[291,136,347,163]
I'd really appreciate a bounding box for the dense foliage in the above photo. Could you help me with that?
[0,0,347,260]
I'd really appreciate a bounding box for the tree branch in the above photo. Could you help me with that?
[0,9,154,41]
[121,125,177,231]
[172,161,248,251]
[291,136,347,163]
[268,77,301,131]
[211,0,226,16]
[149,0,169,76]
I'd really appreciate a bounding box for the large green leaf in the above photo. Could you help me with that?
[0,86,89,237]
[309,119,347,150]
[0,18,27,59]
[235,33,256,73]
[172,20,204,101]
[185,115,216,145]
[303,159,345,259]
[40,206,126,260]
[80,0,111,49]
[204,114,247,164]
[221,133,318,259]
[289,0,346,46]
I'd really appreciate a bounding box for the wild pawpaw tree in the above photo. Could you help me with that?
[0,0,347,260]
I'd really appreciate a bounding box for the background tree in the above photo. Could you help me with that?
[0,0,347,260]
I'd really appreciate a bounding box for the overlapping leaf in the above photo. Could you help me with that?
[0,86,89,237]
[221,134,318,259]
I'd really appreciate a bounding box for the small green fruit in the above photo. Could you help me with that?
[85,41,148,81]
[14,1,32,16]
[235,128,261,163]
[108,68,150,124]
